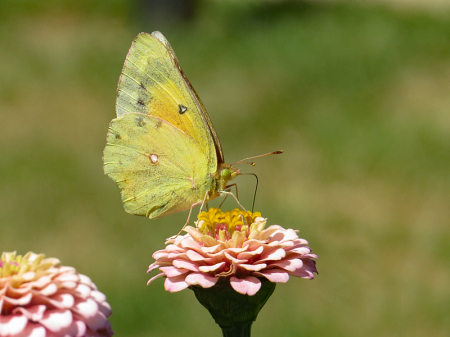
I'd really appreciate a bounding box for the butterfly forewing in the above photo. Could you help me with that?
[116,32,218,171]
[151,31,225,164]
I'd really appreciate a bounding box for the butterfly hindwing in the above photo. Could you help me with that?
[103,113,211,218]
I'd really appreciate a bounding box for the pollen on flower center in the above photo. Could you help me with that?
[0,252,60,290]
[196,208,262,241]
[1,252,45,278]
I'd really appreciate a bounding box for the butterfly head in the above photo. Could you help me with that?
[217,164,241,192]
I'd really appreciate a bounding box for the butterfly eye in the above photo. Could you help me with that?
[149,154,159,164]
[220,168,232,179]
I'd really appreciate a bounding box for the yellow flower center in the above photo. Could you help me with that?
[0,251,59,280]
[196,208,262,241]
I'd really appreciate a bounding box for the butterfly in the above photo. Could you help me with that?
[103,31,281,220]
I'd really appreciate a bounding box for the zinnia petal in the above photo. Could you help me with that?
[230,276,261,296]
[38,283,58,297]
[0,314,28,335]
[39,309,73,331]
[198,262,226,273]
[164,275,189,292]
[186,250,207,261]
[172,259,200,272]
[254,269,290,283]
[47,293,75,309]
[13,305,46,321]
[271,228,299,242]
[3,292,32,306]
[268,258,304,272]
[259,225,282,240]
[160,266,190,277]
[185,273,218,288]
[289,269,316,279]
[152,250,170,260]
[147,273,165,285]
[201,244,225,254]
[236,246,263,260]
[238,263,266,272]
[224,252,247,264]
[179,238,203,252]
[288,247,312,255]
[259,248,286,262]
[73,283,91,299]
[15,322,46,337]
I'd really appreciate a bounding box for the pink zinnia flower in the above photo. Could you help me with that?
[148,208,317,296]
[0,252,113,337]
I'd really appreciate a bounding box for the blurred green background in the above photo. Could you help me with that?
[1,0,450,336]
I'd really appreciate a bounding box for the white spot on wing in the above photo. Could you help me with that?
[149,154,159,164]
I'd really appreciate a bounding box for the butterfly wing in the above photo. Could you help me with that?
[150,31,225,164]
[103,113,212,219]
[116,31,224,166]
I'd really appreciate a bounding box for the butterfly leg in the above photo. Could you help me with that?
[175,196,204,237]
[226,183,239,200]
[218,194,229,208]
[175,206,195,237]
[176,190,210,236]
[219,184,242,209]
[196,190,210,220]
[218,184,237,208]
[220,190,246,211]
[184,205,195,226]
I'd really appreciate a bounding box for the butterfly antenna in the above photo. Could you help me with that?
[240,173,259,212]
[237,161,256,166]
[232,150,283,166]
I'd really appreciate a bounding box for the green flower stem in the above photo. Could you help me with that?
[220,323,252,337]
[190,278,276,337]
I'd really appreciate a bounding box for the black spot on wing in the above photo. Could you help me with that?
[136,81,151,112]
[135,116,146,127]
[178,104,187,114]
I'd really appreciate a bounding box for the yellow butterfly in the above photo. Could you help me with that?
[103,31,281,220]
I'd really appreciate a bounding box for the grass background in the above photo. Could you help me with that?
[1,0,450,336]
